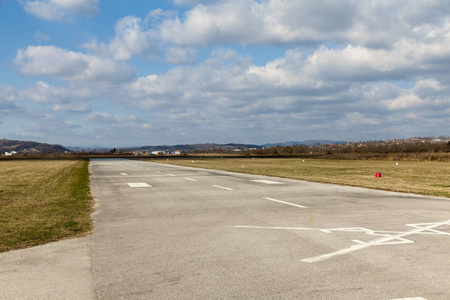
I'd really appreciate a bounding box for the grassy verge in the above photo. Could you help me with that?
[160,158,450,198]
[0,159,93,252]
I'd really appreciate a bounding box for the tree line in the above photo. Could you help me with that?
[244,141,450,156]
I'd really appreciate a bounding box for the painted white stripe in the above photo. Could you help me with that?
[235,225,317,231]
[185,178,197,182]
[120,173,129,176]
[213,185,234,191]
[156,171,161,173]
[302,220,450,263]
[302,244,369,263]
[127,183,151,187]
[262,197,308,209]
[389,298,427,300]
[167,174,176,176]
[252,180,284,185]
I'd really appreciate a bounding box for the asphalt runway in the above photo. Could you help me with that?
[1,158,449,299]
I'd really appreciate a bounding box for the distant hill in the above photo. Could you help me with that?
[127,141,351,152]
[129,143,262,152]
[72,141,351,153]
[262,140,348,147]
[0,139,70,154]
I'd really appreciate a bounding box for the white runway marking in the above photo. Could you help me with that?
[213,185,234,191]
[389,298,427,300]
[127,183,152,188]
[236,220,450,263]
[235,225,316,230]
[301,220,450,263]
[167,174,176,176]
[120,173,129,176]
[262,197,308,209]
[185,178,197,182]
[251,180,284,184]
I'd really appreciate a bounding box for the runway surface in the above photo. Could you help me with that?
[1,158,449,299]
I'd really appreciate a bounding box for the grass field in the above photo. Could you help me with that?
[0,159,93,252]
[160,158,450,198]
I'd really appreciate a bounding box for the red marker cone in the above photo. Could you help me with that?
[375,172,382,178]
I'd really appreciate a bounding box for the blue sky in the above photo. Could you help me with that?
[1,0,449,147]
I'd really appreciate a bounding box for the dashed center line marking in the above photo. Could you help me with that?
[213,185,234,191]
[120,173,129,176]
[127,183,152,188]
[185,178,197,182]
[252,180,284,185]
[156,171,161,173]
[262,197,308,209]
[167,174,176,176]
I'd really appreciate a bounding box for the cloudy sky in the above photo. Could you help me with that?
[1,0,449,147]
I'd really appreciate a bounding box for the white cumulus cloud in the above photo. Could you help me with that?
[155,0,450,48]
[15,45,135,84]
[165,47,198,64]
[84,112,137,124]
[172,0,215,6]
[17,81,95,103]
[109,16,160,61]
[83,16,160,62]
[0,86,22,116]
[53,103,90,112]
[20,0,99,21]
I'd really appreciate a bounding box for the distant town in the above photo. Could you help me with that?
[311,136,450,154]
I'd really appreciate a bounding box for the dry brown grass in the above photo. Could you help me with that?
[0,159,93,252]
[160,158,450,198]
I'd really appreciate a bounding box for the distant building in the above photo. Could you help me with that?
[151,151,165,155]
[4,151,17,156]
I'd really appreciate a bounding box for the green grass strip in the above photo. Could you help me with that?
[0,159,93,252]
